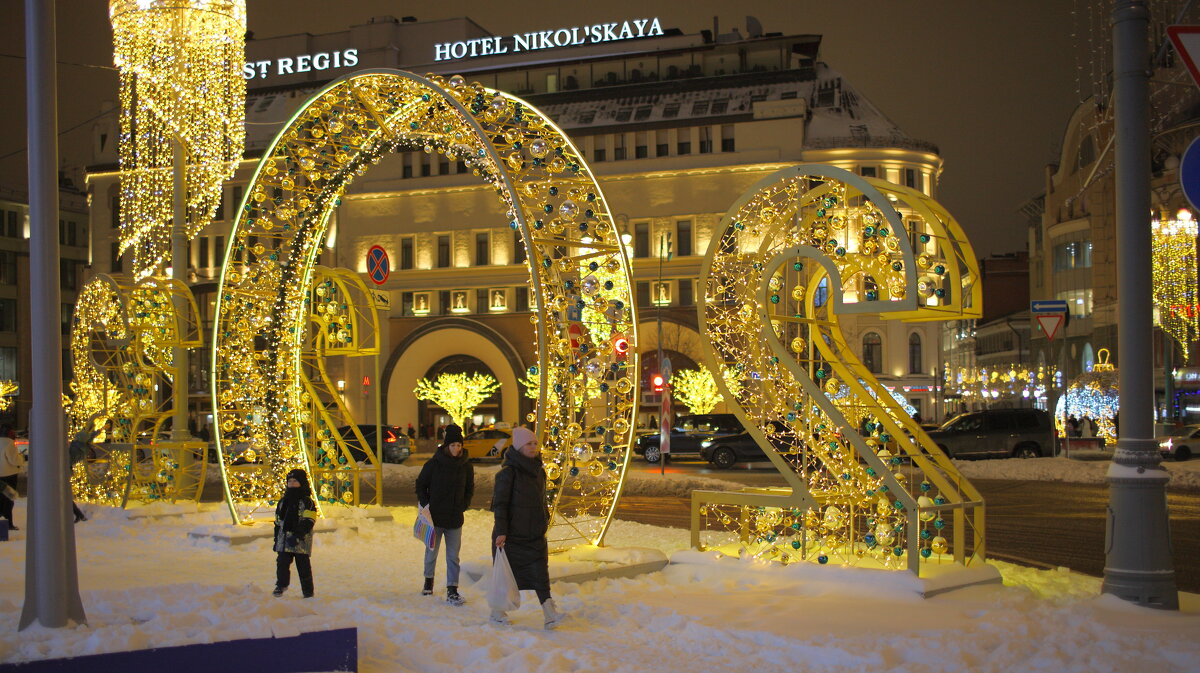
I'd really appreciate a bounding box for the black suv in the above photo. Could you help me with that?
[634,414,744,463]
[926,409,1057,459]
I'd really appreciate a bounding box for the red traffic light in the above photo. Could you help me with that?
[651,374,665,392]
[611,333,630,356]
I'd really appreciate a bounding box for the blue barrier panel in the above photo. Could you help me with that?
[0,626,356,673]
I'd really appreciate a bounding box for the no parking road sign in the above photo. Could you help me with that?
[367,245,390,285]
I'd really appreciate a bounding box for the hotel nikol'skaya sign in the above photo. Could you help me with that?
[434,18,665,62]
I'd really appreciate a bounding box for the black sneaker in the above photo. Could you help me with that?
[272,586,286,597]
[421,577,434,596]
[446,588,465,606]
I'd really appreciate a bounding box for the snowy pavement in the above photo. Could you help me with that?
[1,499,1198,672]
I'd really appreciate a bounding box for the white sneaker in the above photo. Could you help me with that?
[489,609,509,625]
[541,599,565,630]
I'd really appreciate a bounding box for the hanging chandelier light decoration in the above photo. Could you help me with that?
[109,0,246,277]
[1152,208,1198,359]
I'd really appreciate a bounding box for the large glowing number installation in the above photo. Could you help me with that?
[695,165,985,572]
[69,274,206,506]
[302,266,382,507]
[212,70,639,544]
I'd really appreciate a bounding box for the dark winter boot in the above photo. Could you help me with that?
[421,577,434,596]
[272,586,286,597]
[446,586,465,606]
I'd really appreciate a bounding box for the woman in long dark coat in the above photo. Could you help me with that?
[490,426,564,629]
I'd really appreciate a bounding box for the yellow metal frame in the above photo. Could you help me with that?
[694,165,984,573]
[211,70,639,546]
[68,274,207,507]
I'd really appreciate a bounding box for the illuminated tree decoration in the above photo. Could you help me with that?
[695,165,985,573]
[211,71,639,548]
[520,370,599,410]
[670,366,741,415]
[109,0,246,277]
[415,373,501,428]
[0,381,17,412]
[67,274,206,506]
[1055,348,1119,441]
[944,364,1062,403]
[1152,209,1198,359]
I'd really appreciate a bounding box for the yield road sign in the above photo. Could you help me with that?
[1031,300,1069,314]
[1181,136,1200,212]
[1168,26,1200,90]
[1036,314,1065,342]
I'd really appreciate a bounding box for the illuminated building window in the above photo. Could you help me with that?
[437,235,451,268]
[863,332,883,374]
[400,237,414,270]
[634,222,650,258]
[1053,240,1092,270]
[513,230,526,265]
[475,232,490,266]
[909,332,923,374]
[676,220,693,256]
[721,125,735,152]
[1056,288,1094,317]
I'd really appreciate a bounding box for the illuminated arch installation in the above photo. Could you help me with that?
[212,71,639,549]
[695,165,985,572]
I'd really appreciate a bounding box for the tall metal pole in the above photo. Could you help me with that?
[20,0,87,629]
[172,141,191,442]
[1103,0,1179,609]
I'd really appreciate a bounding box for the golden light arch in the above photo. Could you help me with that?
[694,165,985,572]
[212,70,640,549]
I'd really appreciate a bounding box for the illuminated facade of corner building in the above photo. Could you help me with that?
[86,15,950,434]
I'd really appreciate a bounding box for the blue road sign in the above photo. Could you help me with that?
[367,245,390,285]
[1182,136,1200,212]
[1031,300,1069,314]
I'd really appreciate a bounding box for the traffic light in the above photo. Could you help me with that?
[651,373,665,393]
[611,333,630,358]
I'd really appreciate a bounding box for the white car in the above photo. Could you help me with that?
[1158,426,1200,461]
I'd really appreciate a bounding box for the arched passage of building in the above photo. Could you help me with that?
[382,318,525,437]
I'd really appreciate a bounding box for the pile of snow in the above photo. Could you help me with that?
[1,499,1197,672]
[951,456,1200,490]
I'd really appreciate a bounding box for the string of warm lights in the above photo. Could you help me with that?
[0,381,17,412]
[211,72,638,545]
[696,167,985,571]
[1152,209,1198,359]
[1055,348,1119,441]
[415,373,501,428]
[944,364,1062,402]
[670,366,740,415]
[109,0,246,277]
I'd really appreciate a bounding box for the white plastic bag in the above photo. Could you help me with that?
[487,548,521,612]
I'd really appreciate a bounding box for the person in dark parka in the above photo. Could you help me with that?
[490,426,565,630]
[273,468,317,598]
[415,423,474,605]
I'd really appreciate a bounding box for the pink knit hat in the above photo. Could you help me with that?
[510,426,536,450]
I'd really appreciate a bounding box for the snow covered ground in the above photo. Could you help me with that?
[950,455,1200,490]
[1,499,1198,673]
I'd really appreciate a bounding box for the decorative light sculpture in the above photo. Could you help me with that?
[670,366,741,415]
[1055,348,1119,441]
[1152,209,1198,359]
[67,275,206,506]
[694,166,984,572]
[109,0,246,277]
[0,381,17,412]
[944,364,1061,403]
[211,72,639,550]
[415,373,501,428]
[302,267,382,507]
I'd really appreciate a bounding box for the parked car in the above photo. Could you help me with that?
[925,409,1056,459]
[698,420,790,469]
[337,424,411,464]
[463,427,512,461]
[1158,425,1200,461]
[634,414,744,463]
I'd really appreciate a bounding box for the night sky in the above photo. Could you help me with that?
[0,0,1082,257]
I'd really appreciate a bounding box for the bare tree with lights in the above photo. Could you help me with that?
[415,373,501,428]
[670,366,740,415]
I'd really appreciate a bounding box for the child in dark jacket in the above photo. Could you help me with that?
[273,468,317,598]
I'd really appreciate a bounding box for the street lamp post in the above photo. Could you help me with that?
[1102,0,1178,609]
